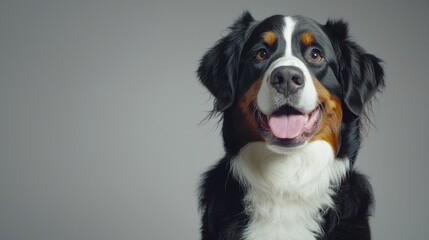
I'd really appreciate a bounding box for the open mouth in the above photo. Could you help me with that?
[256,104,322,147]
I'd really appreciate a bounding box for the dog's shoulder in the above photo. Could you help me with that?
[199,158,248,240]
[322,170,374,239]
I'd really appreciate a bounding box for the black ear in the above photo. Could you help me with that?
[197,11,255,113]
[325,20,385,116]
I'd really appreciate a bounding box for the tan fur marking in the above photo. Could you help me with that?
[311,79,343,153]
[237,80,264,142]
[300,32,315,46]
[263,31,277,47]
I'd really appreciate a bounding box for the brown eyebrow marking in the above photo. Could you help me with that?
[262,31,277,47]
[300,32,315,46]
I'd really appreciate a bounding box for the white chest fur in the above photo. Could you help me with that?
[231,141,349,240]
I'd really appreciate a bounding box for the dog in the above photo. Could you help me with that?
[197,12,384,240]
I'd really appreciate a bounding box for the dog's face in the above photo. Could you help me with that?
[198,12,384,156]
[241,15,342,152]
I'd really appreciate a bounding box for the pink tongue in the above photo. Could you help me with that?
[268,114,305,139]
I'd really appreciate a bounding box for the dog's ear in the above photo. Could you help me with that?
[324,20,385,116]
[197,11,255,113]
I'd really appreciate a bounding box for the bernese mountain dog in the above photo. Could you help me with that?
[197,12,384,240]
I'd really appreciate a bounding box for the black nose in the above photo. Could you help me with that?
[270,66,305,96]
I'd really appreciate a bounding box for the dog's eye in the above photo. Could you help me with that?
[255,49,269,61]
[306,48,323,63]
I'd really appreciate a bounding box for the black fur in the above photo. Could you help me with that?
[324,19,385,165]
[197,12,384,240]
[198,12,255,113]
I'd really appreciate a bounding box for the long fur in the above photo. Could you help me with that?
[197,12,384,240]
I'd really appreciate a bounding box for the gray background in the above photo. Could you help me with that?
[1,0,428,239]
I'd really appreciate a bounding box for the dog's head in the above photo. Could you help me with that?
[198,12,384,159]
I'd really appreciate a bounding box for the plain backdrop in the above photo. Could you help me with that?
[1,0,428,239]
